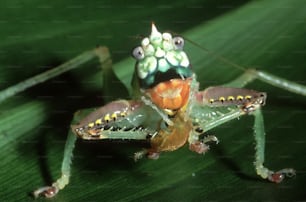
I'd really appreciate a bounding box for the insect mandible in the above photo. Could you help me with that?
[33,23,306,198]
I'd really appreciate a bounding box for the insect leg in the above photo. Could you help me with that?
[254,69,306,96]
[72,100,159,141]
[188,103,245,154]
[221,69,257,88]
[223,69,306,96]
[95,46,129,103]
[252,108,295,183]
[0,46,111,104]
[195,86,266,108]
[33,130,77,198]
[191,85,265,155]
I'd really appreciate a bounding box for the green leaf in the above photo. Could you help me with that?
[1,0,306,201]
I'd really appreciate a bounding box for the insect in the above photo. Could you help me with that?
[32,23,305,198]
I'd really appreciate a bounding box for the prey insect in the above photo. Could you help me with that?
[31,23,306,198]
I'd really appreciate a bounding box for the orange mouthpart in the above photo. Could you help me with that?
[146,79,191,110]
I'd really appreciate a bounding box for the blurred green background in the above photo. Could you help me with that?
[0,0,306,201]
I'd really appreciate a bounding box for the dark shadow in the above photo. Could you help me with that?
[210,144,261,182]
[75,140,149,171]
[36,134,54,186]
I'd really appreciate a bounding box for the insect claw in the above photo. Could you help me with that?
[189,135,219,154]
[147,151,160,160]
[33,186,58,198]
[268,168,296,183]
[134,148,161,162]
[134,150,146,162]
[189,141,210,154]
[203,135,219,144]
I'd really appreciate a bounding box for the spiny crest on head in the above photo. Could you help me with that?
[149,23,163,45]
[139,23,178,56]
[151,23,159,36]
[133,23,191,88]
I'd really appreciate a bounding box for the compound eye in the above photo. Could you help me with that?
[132,46,145,60]
[173,36,184,50]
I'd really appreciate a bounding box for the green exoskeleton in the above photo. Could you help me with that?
[3,24,302,198]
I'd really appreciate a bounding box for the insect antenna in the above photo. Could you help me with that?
[184,37,247,72]
[169,29,247,72]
